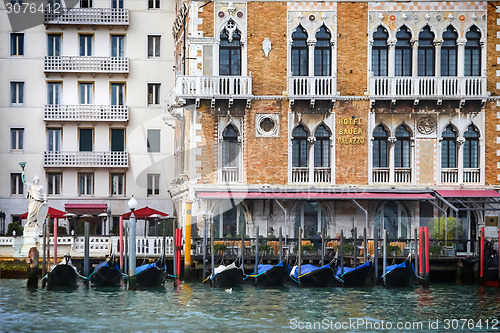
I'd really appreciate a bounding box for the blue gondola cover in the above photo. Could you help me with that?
[337,261,370,277]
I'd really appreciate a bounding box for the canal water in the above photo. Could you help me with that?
[1,279,500,332]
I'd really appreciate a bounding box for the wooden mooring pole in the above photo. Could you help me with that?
[298,227,302,283]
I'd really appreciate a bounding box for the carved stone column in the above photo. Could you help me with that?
[307,136,316,183]
[457,38,467,77]
[457,136,466,184]
[433,38,443,77]
[388,136,397,183]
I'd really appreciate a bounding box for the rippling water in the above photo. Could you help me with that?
[1,279,500,332]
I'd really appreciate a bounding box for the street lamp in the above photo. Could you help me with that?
[98,212,108,236]
[128,195,137,290]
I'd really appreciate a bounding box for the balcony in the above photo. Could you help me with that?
[220,167,240,183]
[44,8,129,26]
[176,76,252,101]
[463,168,480,183]
[372,168,389,183]
[288,76,337,100]
[44,151,128,168]
[291,167,309,183]
[291,167,331,184]
[441,168,458,184]
[370,77,487,101]
[44,105,128,122]
[44,56,129,74]
[394,168,412,183]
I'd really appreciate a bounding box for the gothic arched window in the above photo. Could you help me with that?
[314,124,330,167]
[314,25,331,76]
[395,26,412,76]
[465,26,481,77]
[222,124,239,168]
[292,124,308,167]
[441,26,458,76]
[219,22,241,76]
[372,26,389,76]
[441,125,457,168]
[373,125,389,168]
[418,25,435,76]
[395,125,411,168]
[464,125,479,169]
[291,26,308,76]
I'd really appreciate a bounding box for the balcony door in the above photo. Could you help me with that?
[111,83,125,105]
[47,128,61,152]
[47,34,61,57]
[47,82,61,105]
[111,35,125,58]
[111,128,125,152]
[79,128,93,152]
[79,34,93,56]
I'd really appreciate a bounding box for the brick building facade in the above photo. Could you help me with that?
[167,1,500,250]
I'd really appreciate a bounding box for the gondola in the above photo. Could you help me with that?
[90,255,122,288]
[336,261,373,287]
[205,259,244,288]
[483,240,499,287]
[289,261,337,287]
[46,254,79,289]
[135,257,166,287]
[252,259,289,287]
[382,255,416,287]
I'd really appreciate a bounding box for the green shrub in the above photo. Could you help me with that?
[429,244,443,257]
[7,222,23,236]
[214,244,227,251]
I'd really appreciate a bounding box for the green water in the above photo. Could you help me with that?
[1,279,500,332]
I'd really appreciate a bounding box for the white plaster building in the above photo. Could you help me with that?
[0,0,176,235]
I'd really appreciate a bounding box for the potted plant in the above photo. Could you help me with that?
[213,243,226,254]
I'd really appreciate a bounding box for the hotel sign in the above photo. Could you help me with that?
[337,117,365,145]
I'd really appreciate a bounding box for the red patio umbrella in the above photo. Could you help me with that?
[19,207,68,219]
[121,206,168,219]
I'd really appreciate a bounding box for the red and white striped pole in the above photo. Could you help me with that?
[53,218,58,265]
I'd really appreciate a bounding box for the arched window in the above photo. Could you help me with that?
[395,125,411,168]
[373,125,389,168]
[441,125,457,168]
[465,26,481,76]
[219,22,241,76]
[375,201,410,239]
[314,25,331,76]
[314,124,330,167]
[418,25,435,76]
[292,124,308,167]
[294,201,327,239]
[222,124,239,168]
[395,26,412,76]
[291,25,308,76]
[464,125,479,169]
[372,26,389,76]
[441,26,458,76]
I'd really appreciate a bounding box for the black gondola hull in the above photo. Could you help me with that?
[91,266,122,288]
[136,267,166,287]
[338,263,372,287]
[211,268,243,288]
[384,266,416,287]
[47,265,78,289]
[255,266,288,287]
[299,267,334,287]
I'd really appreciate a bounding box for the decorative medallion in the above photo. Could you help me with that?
[218,11,225,19]
[482,14,486,22]
[236,11,244,19]
[412,15,419,23]
[389,14,396,22]
[309,14,316,22]
[401,13,408,21]
[459,14,466,22]
[417,116,436,135]
[368,14,373,23]
[436,14,443,22]
[256,114,280,137]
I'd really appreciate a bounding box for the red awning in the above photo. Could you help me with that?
[19,207,68,219]
[197,191,434,200]
[435,190,500,198]
[65,203,107,215]
[122,206,169,219]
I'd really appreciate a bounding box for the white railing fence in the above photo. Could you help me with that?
[220,167,240,183]
[44,104,128,121]
[44,151,129,168]
[291,167,309,183]
[45,8,129,25]
[44,56,129,73]
[289,76,337,97]
[176,76,252,97]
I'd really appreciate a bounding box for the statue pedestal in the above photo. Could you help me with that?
[15,226,41,258]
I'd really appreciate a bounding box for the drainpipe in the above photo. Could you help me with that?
[274,199,287,246]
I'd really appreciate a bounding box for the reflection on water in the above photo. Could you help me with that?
[1,279,500,332]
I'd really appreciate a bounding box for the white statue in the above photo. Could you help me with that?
[22,172,47,228]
